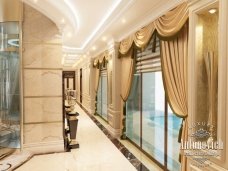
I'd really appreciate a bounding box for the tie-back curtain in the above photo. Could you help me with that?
[119,2,188,56]
[118,2,189,170]
[93,52,109,93]
[120,49,134,102]
[119,23,155,55]
[154,2,188,39]
[119,36,134,55]
[93,55,108,68]
[160,23,188,118]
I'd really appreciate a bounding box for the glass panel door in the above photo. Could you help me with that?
[126,74,141,146]
[142,72,165,164]
[101,75,107,120]
[96,72,108,120]
[0,22,21,158]
[167,106,182,171]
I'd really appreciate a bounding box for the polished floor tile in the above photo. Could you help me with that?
[16,104,136,171]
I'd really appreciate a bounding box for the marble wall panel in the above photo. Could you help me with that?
[23,43,62,69]
[24,97,62,123]
[24,69,62,97]
[24,123,62,144]
[23,4,61,44]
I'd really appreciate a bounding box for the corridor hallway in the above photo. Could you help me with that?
[13,104,160,171]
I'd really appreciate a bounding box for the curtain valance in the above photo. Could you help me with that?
[119,2,188,55]
[93,51,109,67]
[154,2,188,38]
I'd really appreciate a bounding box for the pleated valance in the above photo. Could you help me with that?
[119,2,188,55]
[93,51,109,67]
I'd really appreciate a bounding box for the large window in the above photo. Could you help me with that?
[126,34,182,171]
[97,71,108,120]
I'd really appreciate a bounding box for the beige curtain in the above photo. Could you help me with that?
[160,23,188,118]
[119,23,156,55]
[119,35,134,55]
[160,23,188,171]
[134,22,155,49]
[119,2,190,169]
[154,2,188,38]
[204,52,218,133]
[93,52,108,92]
[120,49,134,101]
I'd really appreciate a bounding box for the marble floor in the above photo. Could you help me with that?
[15,104,137,171]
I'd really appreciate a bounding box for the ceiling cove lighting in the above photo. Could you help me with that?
[63,0,79,30]
[208,8,217,14]
[63,0,122,51]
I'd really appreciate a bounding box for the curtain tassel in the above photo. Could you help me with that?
[178,118,184,143]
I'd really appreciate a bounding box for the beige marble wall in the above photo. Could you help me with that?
[22,4,63,153]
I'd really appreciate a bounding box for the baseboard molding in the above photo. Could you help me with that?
[23,140,64,154]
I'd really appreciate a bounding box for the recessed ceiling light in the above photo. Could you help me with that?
[92,46,96,51]
[121,18,126,24]
[102,36,107,41]
[61,18,65,24]
[208,8,217,14]
[67,32,72,38]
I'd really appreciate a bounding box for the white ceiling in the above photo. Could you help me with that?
[23,0,184,68]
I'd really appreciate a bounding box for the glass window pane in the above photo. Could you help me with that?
[167,105,181,171]
[142,72,165,164]
[97,77,102,115]
[126,74,141,146]
[101,75,107,120]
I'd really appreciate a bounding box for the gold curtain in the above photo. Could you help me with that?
[119,23,155,55]
[160,23,188,117]
[119,35,134,55]
[154,2,188,38]
[134,22,155,49]
[93,52,108,92]
[93,54,108,67]
[160,23,188,171]
[119,2,188,55]
[120,49,134,101]
[119,2,190,169]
